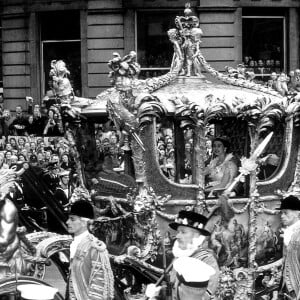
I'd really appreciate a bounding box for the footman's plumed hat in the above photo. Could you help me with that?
[69,200,94,219]
[276,195,300,211]
[169,210,210,236]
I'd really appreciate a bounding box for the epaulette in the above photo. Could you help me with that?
[90,236,107,252]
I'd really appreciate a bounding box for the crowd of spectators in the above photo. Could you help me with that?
[0,135,74,171]
[0,118,126,193]
[243,57,282,76]
[0,92,74,172]
[0,131,79,225]
[156,123,214,184]
[0,100,64,139]
[0,100,126,172]
[0,125,79,231]
[156,123,176,181]
[0,100,127,231]
[94,123,125,172]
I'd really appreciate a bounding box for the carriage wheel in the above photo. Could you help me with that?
[0,276,64,300]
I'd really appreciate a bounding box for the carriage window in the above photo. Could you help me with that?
[156,121,215,185]
[257,123,284,181]
[136,11,179,79]
[40,10,81,96]
[156,120,175,181]
[182,128,193,184]
[242,16,285,83]
[93,122,124,173]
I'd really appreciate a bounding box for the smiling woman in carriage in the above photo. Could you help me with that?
[204,136,239,198]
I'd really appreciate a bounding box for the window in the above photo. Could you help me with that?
[40,10,81,96]
[136,11,179,79]
[242,15,285,82]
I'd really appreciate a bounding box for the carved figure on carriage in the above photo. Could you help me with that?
[49,60,73,98]
[48,59,91,118]
[173,3,203,77]
[0,169,24,278]
[216,267,236,300]
[167,28,184,72]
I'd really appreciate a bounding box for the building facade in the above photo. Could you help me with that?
[0,0,299,110]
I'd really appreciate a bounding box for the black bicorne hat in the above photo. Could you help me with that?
[169,210,210,236]
[69,200,94,219]
[276,195,300,211]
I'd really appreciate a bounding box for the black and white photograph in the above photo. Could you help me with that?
[0,0,299,299]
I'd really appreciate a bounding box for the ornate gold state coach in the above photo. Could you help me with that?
[1,3,300,300]
[83,4,300,299]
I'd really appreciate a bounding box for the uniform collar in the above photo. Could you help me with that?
[283,220,300,246]
[70,230,89,259]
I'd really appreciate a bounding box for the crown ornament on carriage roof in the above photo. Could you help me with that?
[168,3,204,77]
[175,3,200,30]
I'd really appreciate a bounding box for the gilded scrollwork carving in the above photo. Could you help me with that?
[0,169,39,279]
[104,50,177,185]
[216,267,254,300]
[23,232,71,279]
[91,188,170,261]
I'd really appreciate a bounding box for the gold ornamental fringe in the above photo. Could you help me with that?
[100,249,114,299]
